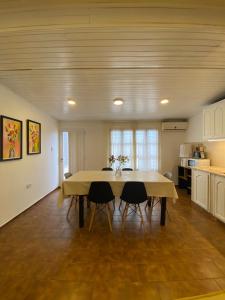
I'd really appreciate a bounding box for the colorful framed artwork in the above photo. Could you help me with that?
[0,115,23,161]
[27,120,41,155]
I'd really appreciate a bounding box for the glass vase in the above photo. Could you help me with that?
[115,167,122,177]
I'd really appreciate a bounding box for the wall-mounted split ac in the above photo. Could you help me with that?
[161,121,188,131]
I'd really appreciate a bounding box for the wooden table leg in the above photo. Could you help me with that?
[79,195,84,228]
[160,197,167,226]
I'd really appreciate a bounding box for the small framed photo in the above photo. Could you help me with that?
[27,120,41,155]
[0,115,23,161]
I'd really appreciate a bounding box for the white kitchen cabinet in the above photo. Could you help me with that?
[192,169,210,211]
[213,175,225,223]
[212,102,225,138]
[203,108,213,140]
[203,99,225,140]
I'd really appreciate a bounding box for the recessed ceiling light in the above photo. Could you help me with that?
[67,97,76,105]
[113,97,124,106]
[160,99,169,104]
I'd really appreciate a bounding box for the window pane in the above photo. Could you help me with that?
[135,129,159,171]
[110,130,133,168]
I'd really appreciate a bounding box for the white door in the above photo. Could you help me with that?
[59,131,70,183]
[214,175,225,223]
[59,129,86,183]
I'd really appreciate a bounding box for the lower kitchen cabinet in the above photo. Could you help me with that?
[213,175,225,223]
[192,169,225,224]
[192,169,210,211]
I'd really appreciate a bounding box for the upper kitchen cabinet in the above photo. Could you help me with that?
[203,99,225,141]
[203,108,213,140]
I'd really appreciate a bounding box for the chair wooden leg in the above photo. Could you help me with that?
[89,203,97,232]
[122,203,127,220]
[149,197,157,215]
[112,199,115,211]
[66,196,74,219]
[106,203,113,232]
[119,199,123,210]
[108,203,113,217]
[145,197,152,210]
[74,196,78,211]
[122,203,129,227]
[138,204,144,224]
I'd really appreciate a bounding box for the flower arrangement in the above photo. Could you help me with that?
[117,155,129,168]
[108,154,116,167]
[108,155,129,168]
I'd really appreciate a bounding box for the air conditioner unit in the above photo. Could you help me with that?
[162,121,188,131]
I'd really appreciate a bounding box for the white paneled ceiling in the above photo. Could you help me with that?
[1,0,225,120]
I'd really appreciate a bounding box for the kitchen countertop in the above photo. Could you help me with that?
[193,166,225,177]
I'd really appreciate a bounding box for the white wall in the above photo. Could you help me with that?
[60,121,107,171]
[161,130,186,183]
[59,120,185,184]
[0,84,59,227]
[186,112,203,143]
[186,111,225,167]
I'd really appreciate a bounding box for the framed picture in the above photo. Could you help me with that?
[27,120,41,155]
[0,115,23,161]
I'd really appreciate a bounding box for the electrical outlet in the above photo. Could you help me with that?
[26,184,32,189]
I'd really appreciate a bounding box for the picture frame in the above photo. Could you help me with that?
[0,115,23,161]
[27,119,41,155]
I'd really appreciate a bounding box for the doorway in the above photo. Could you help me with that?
[59,131,70,182]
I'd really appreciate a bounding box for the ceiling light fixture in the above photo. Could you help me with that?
[160,99,169,104]
[67,97,76,105]
[208,138,225,142]
[113,97,124,106]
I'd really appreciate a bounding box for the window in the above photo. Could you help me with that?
[136,129,159,171]
[110,130,133,168]
[110,129,159,171]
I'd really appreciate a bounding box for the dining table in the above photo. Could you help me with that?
[58,170,178,228]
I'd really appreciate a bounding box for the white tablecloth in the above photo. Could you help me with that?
[58,170,178,206]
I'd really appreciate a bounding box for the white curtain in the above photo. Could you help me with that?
[135,129,159,171]
[110,130,133,168]
[110,129,159,171]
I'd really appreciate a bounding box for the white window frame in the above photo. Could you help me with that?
[109,128,160,171]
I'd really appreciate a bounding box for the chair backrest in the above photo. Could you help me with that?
[120,182,147,204]
[88,181,115,203]
[102,167,113,171]
[64,172,72,179]
[122,168,133,171]
[163,172,173,180]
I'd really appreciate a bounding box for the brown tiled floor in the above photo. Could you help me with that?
[0,188,225,300]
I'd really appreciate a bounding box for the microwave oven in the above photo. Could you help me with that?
[187,158,210,167]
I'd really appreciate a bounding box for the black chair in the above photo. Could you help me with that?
[119,168,134,210]
[120,182,147,225]
[88,182,115,232]
[64,172,72,179]
[102,167,116,209]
